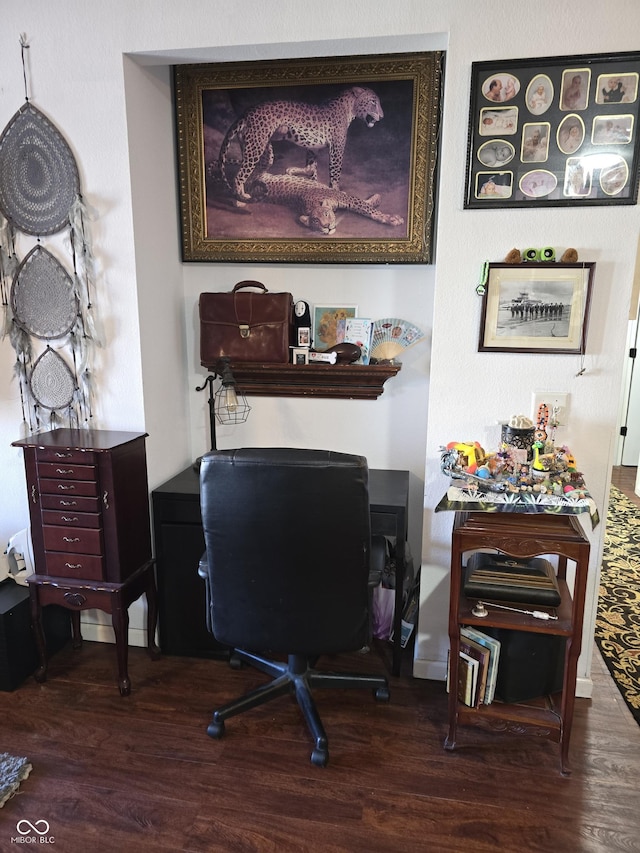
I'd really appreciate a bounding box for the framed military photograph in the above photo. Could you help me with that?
[478,262,595,354]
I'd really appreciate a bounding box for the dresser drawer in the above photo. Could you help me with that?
[35,447,97,465]
[40,494,100,513]
[43,552,104,581]
[37,462,96,481]
[43,525,103,555]
[39,479,99,498]
[42,509,101,529]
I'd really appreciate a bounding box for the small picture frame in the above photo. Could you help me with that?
[312,305,357,351]
[297,327,311,347]
[478,262,595,354]
[292,348,309,365]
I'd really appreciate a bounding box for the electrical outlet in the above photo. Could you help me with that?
[532,392,568,426]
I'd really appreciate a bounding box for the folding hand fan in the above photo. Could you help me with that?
[370,318,425,360]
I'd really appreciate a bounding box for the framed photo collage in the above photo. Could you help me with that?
[464,51,640,208]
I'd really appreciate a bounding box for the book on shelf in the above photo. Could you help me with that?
[446,650,474,706]
[459,651,478,706]
[447,649,478,707]
[459,633,491,706]
[460,626,501,704]
[344,317,373,365]
[464,553,561,607]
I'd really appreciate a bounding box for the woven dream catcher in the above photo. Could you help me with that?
[0,36,101,434]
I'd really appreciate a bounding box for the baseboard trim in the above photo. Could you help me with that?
[79,621,148,648]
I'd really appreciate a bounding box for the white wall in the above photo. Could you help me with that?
[0,1,638,685]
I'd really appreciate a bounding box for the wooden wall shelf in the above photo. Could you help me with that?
[227,362,401,400]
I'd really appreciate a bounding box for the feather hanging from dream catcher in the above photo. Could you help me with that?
[370,318,425,361]
[0,35,101,433]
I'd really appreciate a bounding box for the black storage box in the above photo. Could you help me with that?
[0,580,71,691]
[464,552,561,607]
[485,627,565,703]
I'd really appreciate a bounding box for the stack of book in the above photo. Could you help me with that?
[463,553,561,607]
[447,627,501,707]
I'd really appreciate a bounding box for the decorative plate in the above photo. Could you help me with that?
[0,103,80,235]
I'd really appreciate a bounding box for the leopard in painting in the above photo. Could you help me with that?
[216,86,384,202]
[247,159,404,235]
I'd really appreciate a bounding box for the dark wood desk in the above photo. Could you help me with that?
[152,465,410,676]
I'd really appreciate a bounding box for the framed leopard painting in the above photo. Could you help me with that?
[174,51,443,263]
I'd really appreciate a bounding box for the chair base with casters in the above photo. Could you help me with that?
[207,649,390,767]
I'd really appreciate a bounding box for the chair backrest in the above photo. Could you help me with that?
[199,447,371,655]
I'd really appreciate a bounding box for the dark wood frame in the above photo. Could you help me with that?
[465,51,640,209]
[174,52,443,263]
[478,262,595,354]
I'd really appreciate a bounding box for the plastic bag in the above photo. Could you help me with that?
[372,585,395,640]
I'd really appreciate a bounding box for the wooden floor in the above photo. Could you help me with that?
[1,479,639,852]
[611,464,640,506]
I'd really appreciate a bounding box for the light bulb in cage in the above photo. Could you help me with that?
[195,357,251,452]
[214,382,251,425]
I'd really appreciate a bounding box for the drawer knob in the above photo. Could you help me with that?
[61,516,79,523]
[55,452,72,458]
[56,468,74,475]
[59,500,77,506]
[62,537,80,543]
[63,592,87,607]
[64,563,82,570]
[58,484,76,491]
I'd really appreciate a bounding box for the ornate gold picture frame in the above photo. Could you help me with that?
[174,52,443,263]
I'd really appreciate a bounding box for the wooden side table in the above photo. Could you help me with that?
[27,560,159,696]
[445,511,590,775]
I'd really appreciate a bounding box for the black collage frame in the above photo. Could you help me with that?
[464,51,640,209]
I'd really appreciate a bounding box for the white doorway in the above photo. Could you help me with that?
[620,313,640,465]
[617,235,640,467]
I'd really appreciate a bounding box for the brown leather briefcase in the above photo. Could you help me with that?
[199,281,294,366]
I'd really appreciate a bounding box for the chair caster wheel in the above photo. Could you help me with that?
[374,685,390,702]
[229,654,243,670]
[311,747,328,767]
[207,720,225,739]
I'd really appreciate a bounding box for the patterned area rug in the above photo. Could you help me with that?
[0,753,32,807]
[594,485,640,725]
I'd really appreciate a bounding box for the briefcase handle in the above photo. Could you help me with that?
[232,281,269,293]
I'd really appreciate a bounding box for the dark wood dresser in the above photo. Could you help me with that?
[12,428,159,694]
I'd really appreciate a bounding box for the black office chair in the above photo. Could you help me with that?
[198,447,390,766]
